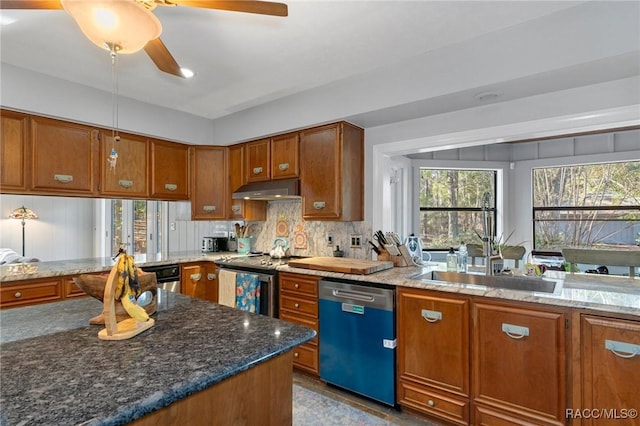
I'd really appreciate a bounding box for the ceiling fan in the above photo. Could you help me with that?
[0,0,288,78]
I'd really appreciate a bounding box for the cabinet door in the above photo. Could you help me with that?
[1,110,29,192]
[472,301,566,425]
[31,116,97,194]
[203,263,218,303]
[300,124,341,219]
[580,315,640,426]
[99,131,148,197]
[245,138,271,183]
[227,144,266,221]
[271,132,299,180]
[181,263,207,300]
[192,147,227,220]
[150,139,189,200]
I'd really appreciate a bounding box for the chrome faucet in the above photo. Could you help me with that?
[481,192,501,275]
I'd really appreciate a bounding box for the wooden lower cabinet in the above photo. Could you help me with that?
[0,274,92,308]
[278,272,319,375]
[180,262,218,303]
[472,300,567,426]
[577,314,640,426]
[398,288,568,426]
[397,288,470,425]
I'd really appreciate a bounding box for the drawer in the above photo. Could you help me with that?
[63,277,87,298]
[279,273,318,297]
[0,279,63,308]
[474,404,561,426]
[280,294,317,318]
[398,381,469,426]
[279,311,318,346]
[292,343,319,375]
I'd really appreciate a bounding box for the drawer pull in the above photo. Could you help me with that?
[164,183,177,191]
[190,273,202,281]
[118,179,133,188]
[605,339,640,358]
[294,283,299,289]
[294,303,300,308]
[253,167,263,175]
[54,174,73,183]
[202,205,216,212]
[294,352,299,358]
[502,323,529,339]
[207,273,216,281]
[231,205,241,213]
[14,292,22,298]
[313,201,326,210]
[428,400,435,407]
[421,309,442,323]
[278,162,290,171]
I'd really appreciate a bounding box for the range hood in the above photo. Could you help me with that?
[232,178,301,200]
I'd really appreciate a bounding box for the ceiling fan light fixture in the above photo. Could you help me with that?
[62,0,162,54]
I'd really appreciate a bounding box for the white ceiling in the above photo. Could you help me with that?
[1,1,639,134]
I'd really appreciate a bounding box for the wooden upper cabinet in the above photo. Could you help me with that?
[271,132,299,180]
[31,116,98,195]
[150,139,189,200]
[192,146,227,220]
[579,315,640,426]
[245,138,271,183]
[300,122,363,221]
[99,131,148,198]
[0,110,29,192]
[228,144,266,221]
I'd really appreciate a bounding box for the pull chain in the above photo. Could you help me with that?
[108,49,120,171]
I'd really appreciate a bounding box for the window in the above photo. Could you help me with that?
[111,200,164,256]
[533,161,640,250]
[418,169,497,249]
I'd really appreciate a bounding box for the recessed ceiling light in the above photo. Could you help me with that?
[180,68,195,79]
[474,91,500,102]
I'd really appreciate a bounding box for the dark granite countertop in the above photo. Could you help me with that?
[0,291,316,425]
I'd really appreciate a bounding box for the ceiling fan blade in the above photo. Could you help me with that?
[169,0,287,17]
[144,38,185,78]
[0,1,62,9]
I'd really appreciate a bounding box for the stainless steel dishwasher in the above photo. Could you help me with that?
[319,279,396,406]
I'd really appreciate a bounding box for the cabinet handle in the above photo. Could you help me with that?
[294,283,299,289]
[313,201,326,209]
[502,323,529,339]
[253,167,263,175]
[14,292,22,298]
[118,179,133,188]
[231,205,241,213]
[278,162,289,171]
[190,273,202,281]
[202,205,216,212]
[605,339,640,358]
[54,174,73,183]
[428,400,435,407]
[421,309,442,323]
[164,183,177,191]
[294,352,299,358]
[207,273,216,281]
[294,303,300,308]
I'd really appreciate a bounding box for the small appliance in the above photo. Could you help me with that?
[202,237,228,253]
[405,234,423,259]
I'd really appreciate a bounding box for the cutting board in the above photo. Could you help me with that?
[287,257,394,275]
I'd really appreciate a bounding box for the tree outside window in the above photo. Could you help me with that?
[419,169,496,250]
[533,161,640,250]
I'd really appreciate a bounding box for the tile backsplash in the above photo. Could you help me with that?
[175,200,372,259]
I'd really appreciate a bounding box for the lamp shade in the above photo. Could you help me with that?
[9,206,38,221]
[62,0,162,54]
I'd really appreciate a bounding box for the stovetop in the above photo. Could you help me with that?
[214,253,306,271]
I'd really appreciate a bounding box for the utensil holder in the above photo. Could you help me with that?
[237,237,252,254]
[378,246,411,267]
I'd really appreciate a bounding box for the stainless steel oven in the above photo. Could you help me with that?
[140,264,181,293]
[218,266,278,318]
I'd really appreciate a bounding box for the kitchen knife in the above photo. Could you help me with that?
[368,240,381,255]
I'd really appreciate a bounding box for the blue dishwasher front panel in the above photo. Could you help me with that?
[319,292,395,406]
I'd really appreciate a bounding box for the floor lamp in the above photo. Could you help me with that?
[9,206,38,257]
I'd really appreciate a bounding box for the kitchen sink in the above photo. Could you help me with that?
[410,270,558,293]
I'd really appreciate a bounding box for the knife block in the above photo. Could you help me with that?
[378,244,413,267]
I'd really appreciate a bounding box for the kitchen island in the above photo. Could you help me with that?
[0,291,316,425]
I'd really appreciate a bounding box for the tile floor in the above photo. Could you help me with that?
[293,373,440,426]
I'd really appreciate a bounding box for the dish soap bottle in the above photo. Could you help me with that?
[446,247,457,271]
[458,241,468,273]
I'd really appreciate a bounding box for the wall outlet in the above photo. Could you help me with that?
[170,222,176,231]
[350,235,362,248]
[327,234,333,246]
